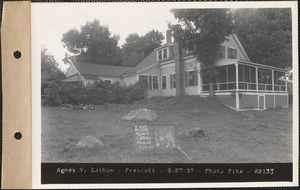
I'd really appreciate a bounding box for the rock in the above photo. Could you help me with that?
[182,128,206,138]
[123,109,157,122]
[76,136,104,149]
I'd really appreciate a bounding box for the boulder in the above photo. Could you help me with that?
[76,136,104,149]
[123,108,157,122]
[183,128,206,138]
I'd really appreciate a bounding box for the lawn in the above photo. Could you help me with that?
[42,96,293,163]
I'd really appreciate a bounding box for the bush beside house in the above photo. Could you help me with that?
[43,81,148,106]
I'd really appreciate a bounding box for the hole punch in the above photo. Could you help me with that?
[14,132,22,140]
[13,50,22,59]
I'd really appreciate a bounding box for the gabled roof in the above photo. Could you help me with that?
[73,62,132,77]
[121,51,158,76]
[230,34,250,61]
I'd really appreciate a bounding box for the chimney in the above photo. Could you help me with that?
[166,30,172,44]
[173,26,185,96]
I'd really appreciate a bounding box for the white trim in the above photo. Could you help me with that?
[161,62,175,68]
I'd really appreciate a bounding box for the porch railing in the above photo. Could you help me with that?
[203,82,286,93]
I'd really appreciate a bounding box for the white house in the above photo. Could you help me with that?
[62,31,288,111]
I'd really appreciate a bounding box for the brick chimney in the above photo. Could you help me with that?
[173,26,185,96]
[166,30,172,44]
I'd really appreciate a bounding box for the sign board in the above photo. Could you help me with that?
[133,124,177,153]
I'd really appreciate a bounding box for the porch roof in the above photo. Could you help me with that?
[238,60,288,72]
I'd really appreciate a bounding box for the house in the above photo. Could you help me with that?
[62,31,288,111]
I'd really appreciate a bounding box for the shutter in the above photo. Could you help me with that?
[194,70,198,86]
[185,72,188,87]
[148,75,152,90]
[170,74,173,89]
[222,46,225,58]
[234,49,237,59]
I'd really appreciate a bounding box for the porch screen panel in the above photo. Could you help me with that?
[258,68,272,91]
[217,66,227,90]
[227,65,236,90]
[274,71,285,91]
[238,65,256,90]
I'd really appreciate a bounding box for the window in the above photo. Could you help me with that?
[158,50,162,60]
[161,76,167,89]
[170,74,176,89]
[185,70,198,87]
[157,48,168,60]
[152,76,158,90]
[163,48,168,59]
[218,46,225,58]
[227,47,237,59]
[140,75,148,86]
[104,80,112,85]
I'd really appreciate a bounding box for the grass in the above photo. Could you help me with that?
[42,96,293,163]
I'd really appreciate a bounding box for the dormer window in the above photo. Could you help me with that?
[228,47,237,59]
[157,47,169,61]
[163,48,168,59]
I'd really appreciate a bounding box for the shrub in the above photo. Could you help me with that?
[43,80,148,106]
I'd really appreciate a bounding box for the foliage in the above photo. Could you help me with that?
[43,81,148,106]
[44,82,87,106]
[41,48,65,87]
[233,8,292,69]
[171,9,233,96]
[62,20,122,66]
[122,30,164,66]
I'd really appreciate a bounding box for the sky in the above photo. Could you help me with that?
[32,2,297,72]
[32,3,181,71]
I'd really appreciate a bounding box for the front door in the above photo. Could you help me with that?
[259,95,265,110]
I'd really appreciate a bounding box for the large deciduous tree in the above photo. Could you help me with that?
[62,20,122,66]
[122,30,164,67]
[41,48,65,87]
[233,8,292,69]
[171,9,233,97]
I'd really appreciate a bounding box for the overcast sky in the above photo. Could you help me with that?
[32,2,296,72]
[32,3,182,71]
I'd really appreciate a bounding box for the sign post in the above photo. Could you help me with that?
[134,124,178,153]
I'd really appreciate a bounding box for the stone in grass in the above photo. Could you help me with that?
[182,128,206,138]
[76,136,104,149]
[123,109,157,122]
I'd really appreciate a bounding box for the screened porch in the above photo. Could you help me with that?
[202,61,287,93]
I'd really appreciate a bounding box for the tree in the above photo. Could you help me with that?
[41,47,65,87]
[171,9,233,97]
[62,20,122,66]
[233,8,292,69]
[122,30,164,67]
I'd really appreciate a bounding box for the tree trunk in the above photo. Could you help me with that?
[209,81,214,98]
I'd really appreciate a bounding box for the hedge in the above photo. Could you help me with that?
[43,81,148,106]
